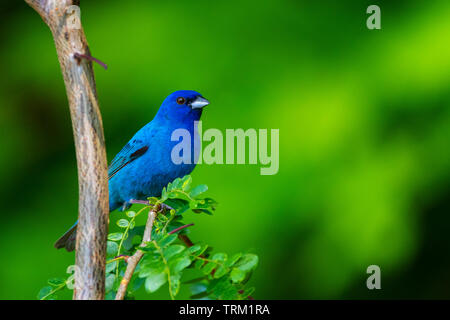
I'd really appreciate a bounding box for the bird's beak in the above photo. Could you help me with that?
[190,96,210,109]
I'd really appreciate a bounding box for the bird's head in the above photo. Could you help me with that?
[156,90,209,122]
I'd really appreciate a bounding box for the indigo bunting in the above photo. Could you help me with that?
[55,90,209,251]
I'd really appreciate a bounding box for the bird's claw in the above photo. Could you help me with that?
[128,199,150,205]
[160,203,174,212]
[127,200,173,213]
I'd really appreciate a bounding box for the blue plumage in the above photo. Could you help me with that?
[55,90,209,251]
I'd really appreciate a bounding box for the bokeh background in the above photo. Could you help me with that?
[0,0,449,299]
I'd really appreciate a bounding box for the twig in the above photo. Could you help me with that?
[74,52,108,70]
[115,207,157,300]
[178,234,195,247]
[25,0,109,300]
[168,223,194,235]
[107,255,129,264]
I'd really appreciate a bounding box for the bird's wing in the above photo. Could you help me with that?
[108,139,149,179]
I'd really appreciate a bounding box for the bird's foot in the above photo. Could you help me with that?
[126,199,174,214]
[160,203,174,212]
[129,199,150,205]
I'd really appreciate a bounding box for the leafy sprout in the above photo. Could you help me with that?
[39,175,258,300]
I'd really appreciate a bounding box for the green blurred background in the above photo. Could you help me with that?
[0,0,449,299]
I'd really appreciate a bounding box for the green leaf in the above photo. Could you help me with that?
[105,273,116,292]
[225,253,242,267]
[147,197,159,204]
[170,273,181,297]
[117,219,129,228]
[194,198,218,211]
[126,211,136,218]
[213,265,228,279]
[211,252,227,262]
[194,260,204,270]
[151,232,164,242]
[144,271,167,293]
[189,185,208,198]
[131,277,145,292]
[108,232,123,241]
[196,244,209,256]
[230,268,246,283]
[168,191,179,199]
[221,285,239,300]
[161,187,168,201]
[192,209,213,215]
[106,260,117,274]
[139,260,165,278]
[187,244,202,254]
[38,286,53,300]
[189,200,199,209]
[170,256,192,273]
[181,175,192,191]
[235,254,259,272]
[201,262,216,274]
[208,277,238,299]
[171,178,182,190]
[163,245,186,260]
[107,241,119,256]
[163,199,189,215]
[48,278,65,286]
[123,226,145,250]
[159,234,178,247]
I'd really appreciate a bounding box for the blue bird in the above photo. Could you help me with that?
[54,90,209,251]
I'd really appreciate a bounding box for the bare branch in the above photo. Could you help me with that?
[115,208,157,300]
[168,223,195,235]
[25,0,109,300]
[179,234,195,247]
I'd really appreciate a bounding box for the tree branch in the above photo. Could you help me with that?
[115,208,157,300]
[25,0,109,300]
[168,223,194,235]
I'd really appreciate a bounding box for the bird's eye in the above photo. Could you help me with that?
[176,97,186,105]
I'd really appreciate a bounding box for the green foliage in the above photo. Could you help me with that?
[38,175,258,300]
[37,277,68,300]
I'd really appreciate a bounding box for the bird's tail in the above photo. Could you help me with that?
[54,222,78,252]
